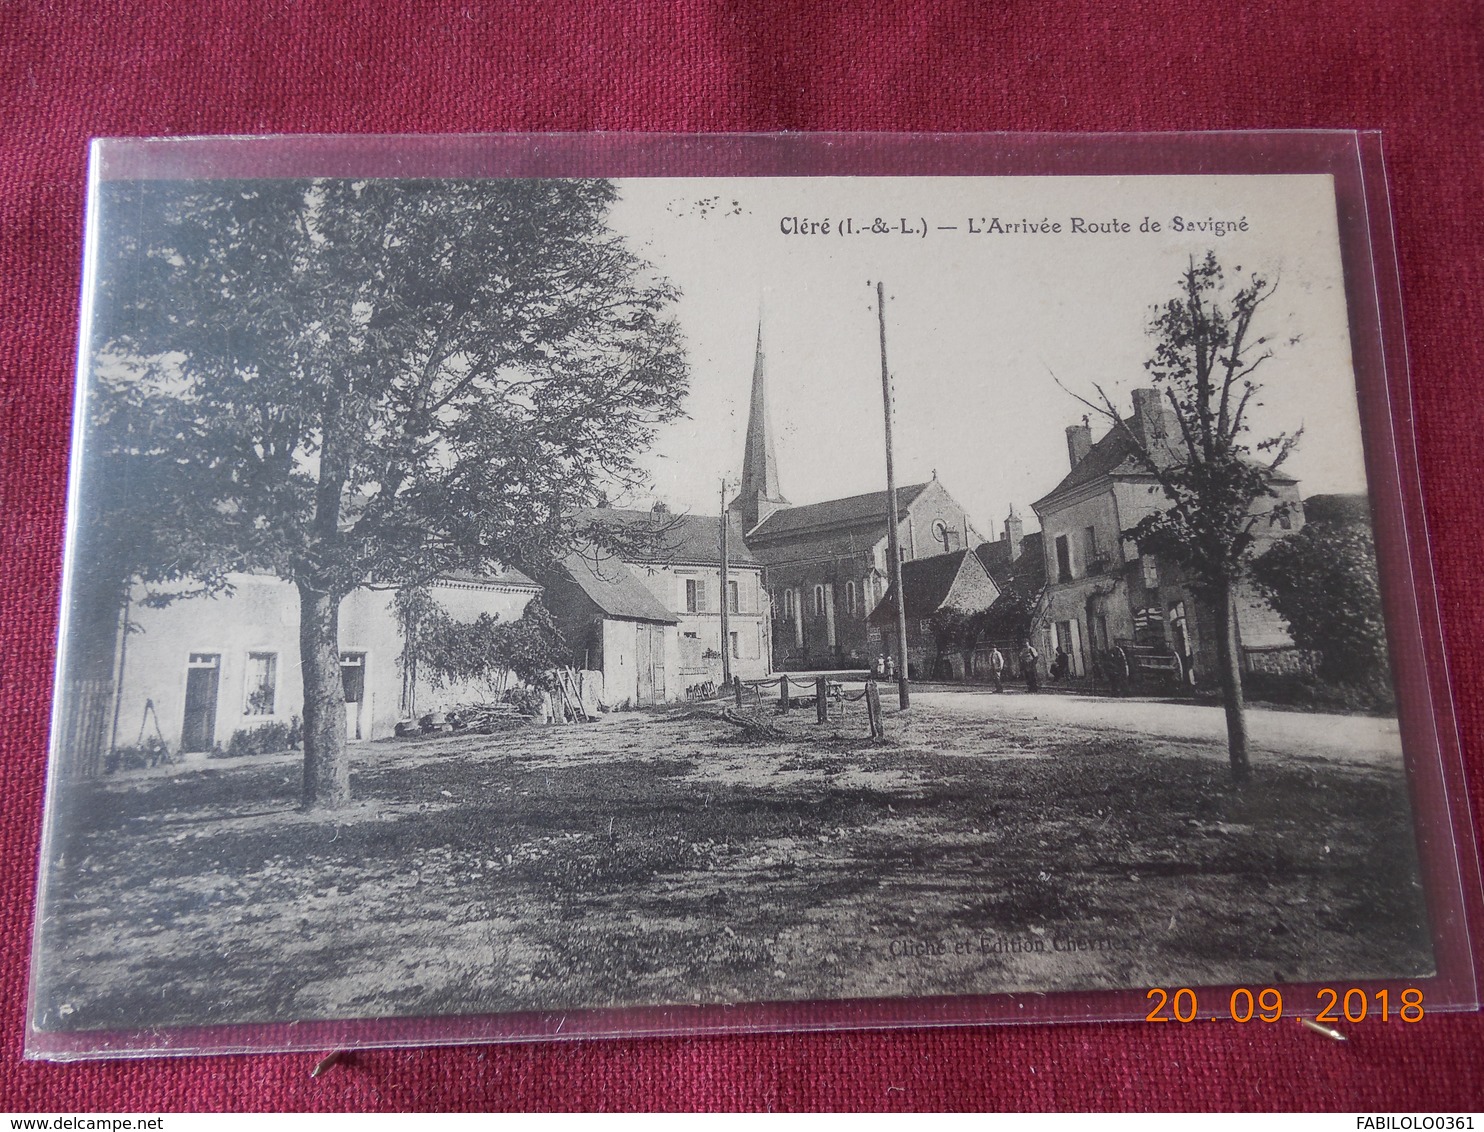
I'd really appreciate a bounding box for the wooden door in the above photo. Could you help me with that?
[181,653,220,753]
[635,625,654,704]
[340,652,367,741]
[648,624,666,702]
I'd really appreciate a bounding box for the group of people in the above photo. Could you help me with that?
[977,640,1044,693]
[869,639,1163,696]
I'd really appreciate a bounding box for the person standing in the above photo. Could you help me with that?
[1019,639,1040,693]
[988,645,1005,693]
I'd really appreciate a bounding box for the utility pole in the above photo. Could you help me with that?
[719,478,732,688]
[876,281,910,710]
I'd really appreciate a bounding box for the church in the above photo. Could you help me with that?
[726,325,987,671]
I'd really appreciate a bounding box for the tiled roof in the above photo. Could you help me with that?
[1303,493,1370,526]
[439,565,541,588]
[870,549,993,624]
[551,550,679,624]
[577,508,759,566]
[748,482,931,542]
[1034,421,1296,510]
[1034,423,1145,507]
[975,531,1046,589]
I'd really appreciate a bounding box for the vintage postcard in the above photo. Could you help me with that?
[28,135,1476,1056]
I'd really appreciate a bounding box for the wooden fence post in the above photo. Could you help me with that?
[734,675,744,708]
[779,674,790,713]
[815,676,828,723]
[865,679,884,739]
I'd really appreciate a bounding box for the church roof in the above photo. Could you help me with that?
[577,508,760,567]
[748,482,932,542]
[549,550,680,624]
[737,320,786,505]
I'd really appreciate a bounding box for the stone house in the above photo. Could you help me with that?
[537,550,681,708]
[867,548,1001,679]
[96,567,543,758]
[544,508,772,697]
[1029,388,1304,683]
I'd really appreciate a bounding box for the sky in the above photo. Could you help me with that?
[603,174,1370,538]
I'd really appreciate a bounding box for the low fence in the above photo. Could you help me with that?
[725,673,888,737]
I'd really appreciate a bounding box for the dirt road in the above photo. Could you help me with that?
[910,686,1404,766]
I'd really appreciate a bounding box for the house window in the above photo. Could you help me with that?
[814,585,826,617]
[1082,526,1100,572]
[1055,534,1073,583]
[845,580,857,614]
[244,652,277,716]
[728,579,740,614]
[685,578,706,613]
[730,631,740,659]
[1142,554,1160,589]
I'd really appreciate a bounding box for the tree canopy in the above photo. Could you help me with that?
[1252,520,1389,685]
[88,177,690,594]
[84,176,690,805]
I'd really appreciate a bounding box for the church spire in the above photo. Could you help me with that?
[730,314,788,532]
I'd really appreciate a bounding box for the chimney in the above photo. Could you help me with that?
[1004,506,1024,562]
[1130,387,1172,451]
[1065,422,1092,468]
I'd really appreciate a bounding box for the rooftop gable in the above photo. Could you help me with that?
[869,548,999,624]
[547,550,680,624]
[1033,420,1298,513]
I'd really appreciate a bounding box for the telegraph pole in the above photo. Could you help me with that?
[876,281,910,709]
[719,478,732,687]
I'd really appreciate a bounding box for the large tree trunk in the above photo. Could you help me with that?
[299,579,350,810]
[1213,579,1250,781]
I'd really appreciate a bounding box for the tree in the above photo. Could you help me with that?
[926,606,984,679]
[1071,252,1300,780]
[86,178,688,808]
[409,596,565,698]
[1251,521,1388,685]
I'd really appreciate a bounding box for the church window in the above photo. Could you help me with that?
[845,580,856,614]
[814,585,826,617]
[783,589,795,618]
[931,519,949,551]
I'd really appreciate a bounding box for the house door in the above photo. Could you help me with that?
[648,624,666,702]
[635,625,654,703]
[340,652,367,741]
[181,653,221,753]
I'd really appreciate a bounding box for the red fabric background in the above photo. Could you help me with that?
[2,0,1481,1112]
